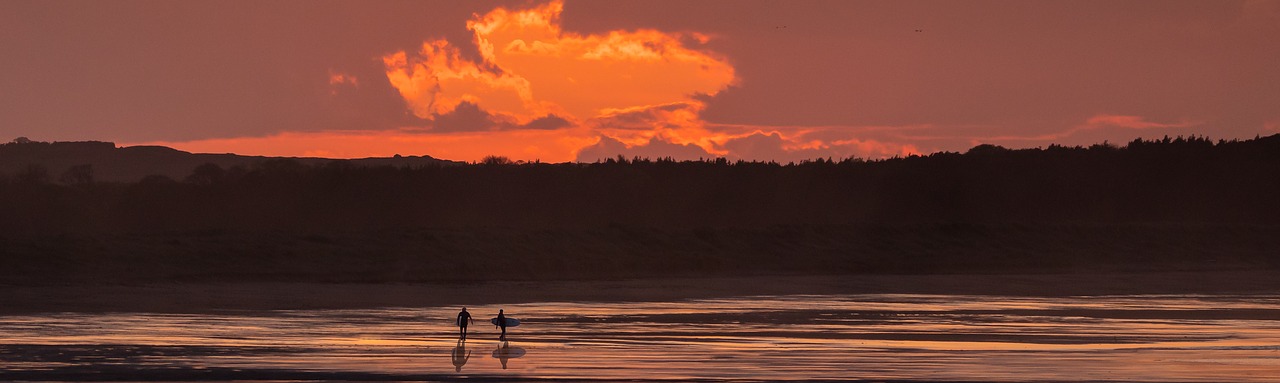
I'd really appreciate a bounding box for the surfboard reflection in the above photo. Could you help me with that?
[451,338,471,372]
[491,340,526,370]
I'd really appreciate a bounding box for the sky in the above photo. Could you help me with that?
[3,0,1279,162]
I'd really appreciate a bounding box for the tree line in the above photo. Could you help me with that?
[2,135,1278,234]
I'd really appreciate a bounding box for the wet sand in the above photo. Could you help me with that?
[2,293,1279,381]
[4,271,1280,381]
[4,271,1280,314]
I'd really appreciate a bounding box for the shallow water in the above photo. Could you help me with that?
[2,294,1279,381]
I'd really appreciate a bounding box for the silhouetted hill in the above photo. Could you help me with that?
[1,134,1278,284]
[0,140,461,183]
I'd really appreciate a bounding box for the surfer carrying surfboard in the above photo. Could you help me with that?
[489,310,520,339]
[495,309,508,339]
[456,307,473,337]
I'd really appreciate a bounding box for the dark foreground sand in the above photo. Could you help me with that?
[4,270,1279,314]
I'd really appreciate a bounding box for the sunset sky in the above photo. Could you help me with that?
[3,0,1278,162]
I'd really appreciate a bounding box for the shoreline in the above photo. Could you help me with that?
[4,270,1279,315]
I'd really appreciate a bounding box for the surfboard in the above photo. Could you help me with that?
[490,317,521,327]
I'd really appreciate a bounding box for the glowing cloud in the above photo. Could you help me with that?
[328,70,358,87]
[588,103,726,153]
[384,0,735,127]
[382,1,927,162]
[371,1,958,162]
[717,131,921,162]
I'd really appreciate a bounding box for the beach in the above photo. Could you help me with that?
[2,278,1279,381]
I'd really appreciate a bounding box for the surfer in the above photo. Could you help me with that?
[456,307,473,338]
[496,309,507,340]
[455,307,476,338]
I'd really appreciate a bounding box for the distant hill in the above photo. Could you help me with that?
[0,140,462,183]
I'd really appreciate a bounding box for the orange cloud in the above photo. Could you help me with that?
[573,125,926,163]
[327,70,358,87]
[715,131,921,162]
[378,0,923,163]
[148,1,926,163]
[383,0,735,135]
[383,42,533,120]
[588,103,729,154]
[1083,114,1192,130]
[327,70,359,96]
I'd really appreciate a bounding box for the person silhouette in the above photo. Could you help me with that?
[495,309,507,340]
[456,307,473,338]
[451,338,470,372]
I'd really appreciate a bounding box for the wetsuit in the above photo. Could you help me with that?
[496,312,507,338]
[457,310,472,335]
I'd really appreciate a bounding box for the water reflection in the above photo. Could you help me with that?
[492,340,526,369]
[0,294,1277,381]
[450,338,470,372]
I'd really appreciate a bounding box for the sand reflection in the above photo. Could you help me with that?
[450,338,471,372]
[1,294,1278,381]
[492,340,526,369]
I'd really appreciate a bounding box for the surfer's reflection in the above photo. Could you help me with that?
[491,340,526,370]
[451,338,471,372]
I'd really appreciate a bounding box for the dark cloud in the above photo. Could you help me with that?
[722,132,802,162]
[720,132,843,163]
[429,101,505,132]
[575,136,712,162]
[589,103,698,130]
[428,102,576,133]
[521,114,573,130]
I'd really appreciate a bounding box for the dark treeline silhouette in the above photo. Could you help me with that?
[4,134,1277,232]
[1,134,1278,283]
